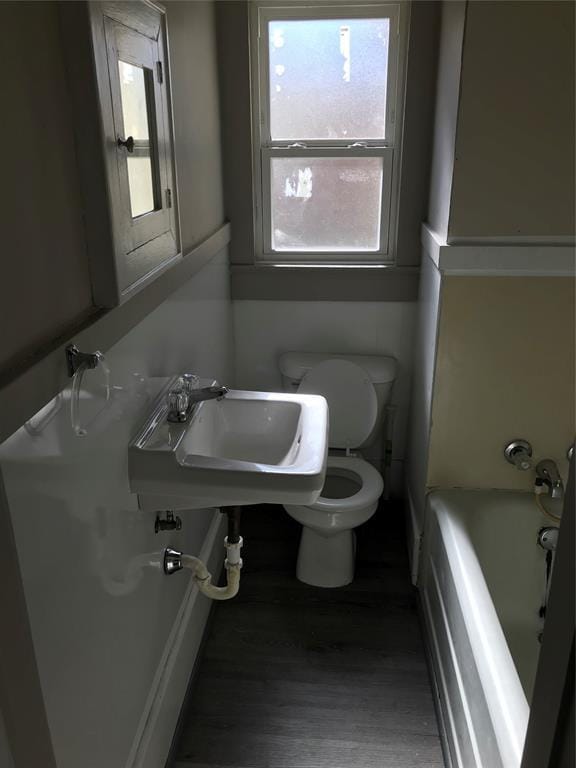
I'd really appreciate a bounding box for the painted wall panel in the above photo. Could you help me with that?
[426,0,466,240]
[167,1,225,251]
[0,248,232,768]
[405,251,442,575]
[0,710,15,768]
[449,1,575,238]
[0,1,94,372]
[427,276,575,491]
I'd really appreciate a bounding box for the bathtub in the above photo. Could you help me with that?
[421,489,557,768]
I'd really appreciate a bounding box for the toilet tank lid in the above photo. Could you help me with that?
[279,352,397,383]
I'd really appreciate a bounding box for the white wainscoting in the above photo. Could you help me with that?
[0,249,233,768]
[126,513,225,768]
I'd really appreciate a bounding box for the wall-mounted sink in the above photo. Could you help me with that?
[129,377,328,510]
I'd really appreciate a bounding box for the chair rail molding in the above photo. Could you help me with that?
[421,224,576,277]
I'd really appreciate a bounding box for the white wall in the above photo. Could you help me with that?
[0,249,232,768]
[233,300,416,495]
[167,0,225,249]
[426,0,466,241]
[405,250,442,581]
[0,710,15,768]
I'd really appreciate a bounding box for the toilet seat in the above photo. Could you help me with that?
[298,359,378,449]
[284,454,383,538]
[284,357,387,587]
[312,455,383,512]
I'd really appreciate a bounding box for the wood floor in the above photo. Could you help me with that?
[171,504,445,768]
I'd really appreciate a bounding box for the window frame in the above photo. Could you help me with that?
[105,19,172,251]
[250,1,408,266]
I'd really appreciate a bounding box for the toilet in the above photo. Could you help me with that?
[279,353,397,587]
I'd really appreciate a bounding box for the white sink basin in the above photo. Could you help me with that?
[129,377,328,510]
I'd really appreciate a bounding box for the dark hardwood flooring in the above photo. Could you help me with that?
[172,504,444,768]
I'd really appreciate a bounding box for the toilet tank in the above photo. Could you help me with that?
[279,352,397,445]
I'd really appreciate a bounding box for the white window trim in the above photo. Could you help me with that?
[249,1,409,266]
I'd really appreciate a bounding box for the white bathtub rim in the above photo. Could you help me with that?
[429,491,529,767]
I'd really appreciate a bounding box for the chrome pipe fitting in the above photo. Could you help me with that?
[163,548,183,575]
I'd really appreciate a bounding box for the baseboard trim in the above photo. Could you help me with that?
[125,511,226,768]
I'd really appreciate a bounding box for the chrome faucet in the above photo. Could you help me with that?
[166,376,228,423]
[188,385,229,404]
[535,459,564,500]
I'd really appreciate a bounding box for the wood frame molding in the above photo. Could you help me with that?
[422,224,576,277]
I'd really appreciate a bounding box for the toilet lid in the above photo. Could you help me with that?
[298,359,378,449]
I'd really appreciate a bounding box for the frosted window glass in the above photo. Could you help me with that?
[268,19,389,141]
[271,157,383,251]
[118,60,155,218]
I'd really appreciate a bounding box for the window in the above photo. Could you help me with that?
[251,3,406,264]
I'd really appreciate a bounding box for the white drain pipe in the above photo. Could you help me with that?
[164,536,243,600]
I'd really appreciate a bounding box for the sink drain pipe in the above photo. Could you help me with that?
[163,507,243,600]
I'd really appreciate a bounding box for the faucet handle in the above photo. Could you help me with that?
[181,374,200,395]
[512,453,532,471]
[168,389,188,418]
[504,440,533,470]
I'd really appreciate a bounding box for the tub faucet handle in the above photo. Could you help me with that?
[512,454,532,471]
[504,440,533,470]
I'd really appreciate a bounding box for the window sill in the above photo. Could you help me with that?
[255,260,395,268]
[230,263,419,301]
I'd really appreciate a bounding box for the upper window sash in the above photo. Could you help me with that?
[255,3,401,148]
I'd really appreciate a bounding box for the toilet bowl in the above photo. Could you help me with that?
[281,357,394,588]
[285,455,383,587]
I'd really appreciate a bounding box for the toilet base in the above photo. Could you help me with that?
[296,527,356,588]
